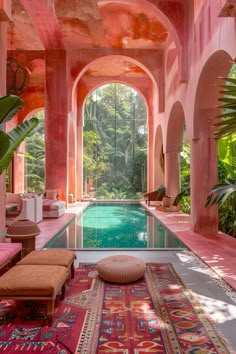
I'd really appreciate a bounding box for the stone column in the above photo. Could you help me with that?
[77,113,83,201]
[164,151,180,200]
[147,120,154,192]
[190,136,218,235]
[0,3,11,237]
[45,50,68,200]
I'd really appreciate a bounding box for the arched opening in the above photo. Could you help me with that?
[24,110,45,193]
[192,50,233,234]
[82,83,147,200]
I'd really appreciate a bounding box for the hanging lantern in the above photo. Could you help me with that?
[6,56,30,96]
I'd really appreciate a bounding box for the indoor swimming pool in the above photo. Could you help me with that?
[47,203,187,249]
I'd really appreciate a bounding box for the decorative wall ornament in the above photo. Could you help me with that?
[6,22,30,96]
[7,56,30,96]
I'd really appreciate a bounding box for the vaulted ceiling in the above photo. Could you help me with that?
[8,0,184,86]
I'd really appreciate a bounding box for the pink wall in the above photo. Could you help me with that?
[2,0,236,236]
[0,1,10,235]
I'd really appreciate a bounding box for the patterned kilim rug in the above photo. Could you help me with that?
[0,263,234,353]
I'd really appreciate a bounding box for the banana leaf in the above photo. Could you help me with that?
[0,95,24,125]
[0,117,39,175]
[0,131,10,159]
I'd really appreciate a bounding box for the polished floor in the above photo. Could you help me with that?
[35,202,236,351]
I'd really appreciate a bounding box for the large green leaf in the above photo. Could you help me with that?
[205,179,236,207]
[0,95,24,124]
[0,117,39,175]
[212,77,236,138]
[0,131,10,159]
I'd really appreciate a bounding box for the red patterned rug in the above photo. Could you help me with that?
[0,263,234,353]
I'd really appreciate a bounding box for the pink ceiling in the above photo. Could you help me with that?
[8,0,182,83]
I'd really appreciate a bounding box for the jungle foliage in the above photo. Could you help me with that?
[83,83,147,200]
[206,64,236,237]
[24,111,45,193]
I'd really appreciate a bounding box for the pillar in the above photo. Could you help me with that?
[148,120,154,192]
[0,2,11,236]
[77,105,83,201]
[164,151,180,198]
[45,50,68,200]
[190,136,218,235]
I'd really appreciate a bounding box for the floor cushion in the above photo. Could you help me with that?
[97,255,145,283]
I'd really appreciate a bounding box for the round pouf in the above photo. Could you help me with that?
[97,255,145,283]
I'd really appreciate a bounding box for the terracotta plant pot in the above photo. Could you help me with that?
[162,196,171,207]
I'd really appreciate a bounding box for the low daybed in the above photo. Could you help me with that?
[43,199,66,218]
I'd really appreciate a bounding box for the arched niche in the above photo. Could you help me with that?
[165,102,186,197]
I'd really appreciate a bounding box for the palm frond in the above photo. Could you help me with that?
[205,179,236,207]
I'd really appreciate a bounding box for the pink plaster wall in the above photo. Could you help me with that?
[2,0,236,236]
[45,50,68,201]
[0,21,7,235]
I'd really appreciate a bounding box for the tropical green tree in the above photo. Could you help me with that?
[206,66,236,236]
[83,83,147,199]
[24,110,45,193]
[172,134,191,214]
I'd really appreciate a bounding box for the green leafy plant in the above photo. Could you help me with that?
[213,77,236,138]
[172,187,190,207]
[206,74,236,236]
[205,178,236,207]
[0,95,39,175]
[156,184,166,198]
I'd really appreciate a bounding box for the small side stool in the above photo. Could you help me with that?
[17,249,76,279]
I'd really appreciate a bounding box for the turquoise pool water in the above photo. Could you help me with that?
[48,203,186,249]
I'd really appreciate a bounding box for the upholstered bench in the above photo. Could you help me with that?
[0,243,22,270]
[97,255,145,283]
[17,249,76,278]
[0,265,68,324]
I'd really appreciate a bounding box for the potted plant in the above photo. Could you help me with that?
[162,195,171,207]
[156,185,166,201]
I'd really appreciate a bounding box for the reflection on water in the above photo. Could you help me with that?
[48,203,187,249]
